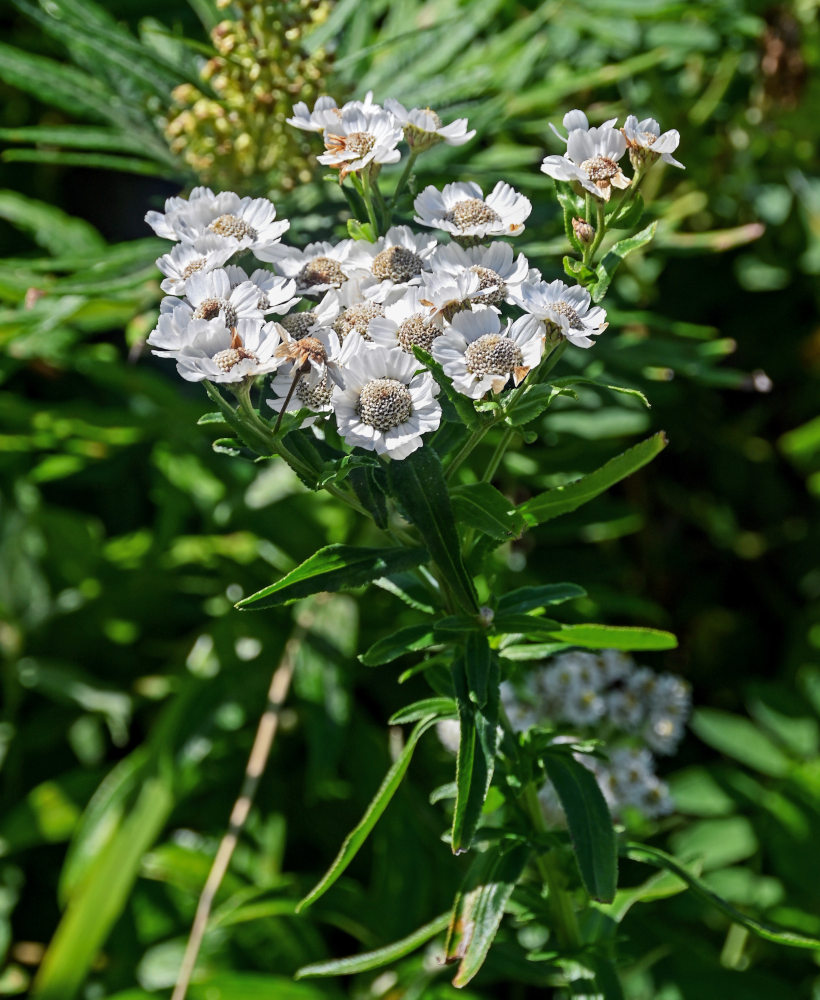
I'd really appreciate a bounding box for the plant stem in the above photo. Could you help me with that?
[522,783,582,951]
[445,420,497,480]
[361,171,381,237]
[482,426,515,482]
[390,150,418,210]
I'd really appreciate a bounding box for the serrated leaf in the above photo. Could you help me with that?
[360,624,437,666]
[625,843,820,949]
[451,656,500,854]
[236,544,427,610]
[298,716,438,910]
[387,448,477,614]
[543,751,617,902]
[690,709,791,777]
[296,910,451,978]
[497,583,586,615]
[450,482,525,540]
[548,624,677,651]
[521,432,668,525]
[504,383,573,426]
[388,697,456,725]
[349,465,388,529]
[347,219,376,242]
[550,376,650,408]
[445,843,530,987]
[563,255,596,284]
[592,221,658,302]
[464,633,493,707]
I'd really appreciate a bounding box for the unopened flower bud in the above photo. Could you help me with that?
[572,217,595,245]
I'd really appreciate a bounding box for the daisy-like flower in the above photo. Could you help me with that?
[383,98,475,150]
[222,265,299,316]
[333,338,442,459]
[267,326,347,421]
[147,189,289,255]
[287,92,380,133]
[169,269,263,331]
[278,294,340,340]
[168,320,284,384]
[548,109,618,144]
[541,124,631,201]
[622,115,684,170]
[257,239,357,293]
[417,269,491,323]
[432,309,544,398]
[329,277,396,341]
[317,107,402,180]
[430,241,532,306]
[346,226,437,301]
[515,278,607,349]
[156,235,236,295]
[147,307,225,359]
[414,181,531,241]
[367,287,444,355]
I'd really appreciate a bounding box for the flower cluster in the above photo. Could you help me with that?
[541,109,683,200]
[145,96,627,461]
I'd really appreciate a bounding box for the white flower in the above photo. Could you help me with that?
[257,239,357,293]
[317,107,402,179]
[287,92,381,132]
[172,269,263,330]
[333,338,441,460]
[222,265,299,316]
[430,241,531,306]
[416,269,490,322]
[432,309,544,398]
[147,305,224,359]
[436,719,461,755]
[146,189,289,254]
[501,677,541,732]
[548,109,618,144]
[367,287,444,355]
[606,688,645,732]
[598,649,633,684]
[562,687,607,727]
[414,181,531,240]
[156,235,236,295]
[515,278,607,349]
[384,98,475,149]
[623,115,684,169]
[541,124,631,201]
[169,320,284,384]
[346,226,438,301]
[267,326,347,420]
[278,294,340,340]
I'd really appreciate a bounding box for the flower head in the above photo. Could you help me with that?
[267,326,347,421]
[333,339,441,459]
[156,234,236,295]
[287,92,380,133]
[367,287,444,355]
[430,241,532,306]
[541,124,631,201]
[259,239,357,293]
[548,109,618,144]
[317,107,402,179]
[515,278,607,349]
[384,98,475,150]
[346,226,437,301]
[623,115,684,170]
[432,309,544,398]
[164,319,283,384]
[414,181,531,241]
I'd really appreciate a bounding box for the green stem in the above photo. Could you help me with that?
[445,420,497,481]
[390,150,418,210]
[522,783,581,951]
[482,426,515,483]
[361,171,381,238]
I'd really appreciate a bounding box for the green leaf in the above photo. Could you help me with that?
[236,544,427,609]
[360,624,437,666]
[493,613,563,639]
[296,911,450,978]
[550,376,650,409]
[445,843,530,987]
[465,632,494,707]
[504,382,573,426]
[0,125,158,154]
[387,448,478,614]
[0,191,105,256]
[2,148,171,177]
[592,221,658,302]
[547,624,677,651]
[348,465,388,529]
[520,432,668,525]
[625,843,820,950]
[690,708,791,777]
[388,697,456,725]
[297,716,438,910]
[347,219,376,242]
[608,193,645,230]
[497,583,586,614]
[563,255,596,284]
[543,751,617,902]
[451,656,500,854]
[450,482,525,540]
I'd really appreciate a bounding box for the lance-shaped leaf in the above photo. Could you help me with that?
[348,465,388,528]
[444,843,530,987]
[236,544,427,610]
[464,633,494,707]
[450,482,526,540]
[543,751,618,903]
[298,716,438,911]
[296,911,451,979]
[624,843,820,949]
[360,623,438,666]
[388,448,478,614]
[451,656,500,854]
[592,220,658,302]
[550,375,650,408]
[497,583,586,615]
[520,432,668,526]
[389,697,456,725]
[547,624,677,651]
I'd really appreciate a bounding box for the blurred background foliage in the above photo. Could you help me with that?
[0,0,819,997]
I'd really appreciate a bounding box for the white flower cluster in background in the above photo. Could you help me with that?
[144,95,626,461]
[542,109,683,200]
[437,649,690,821]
